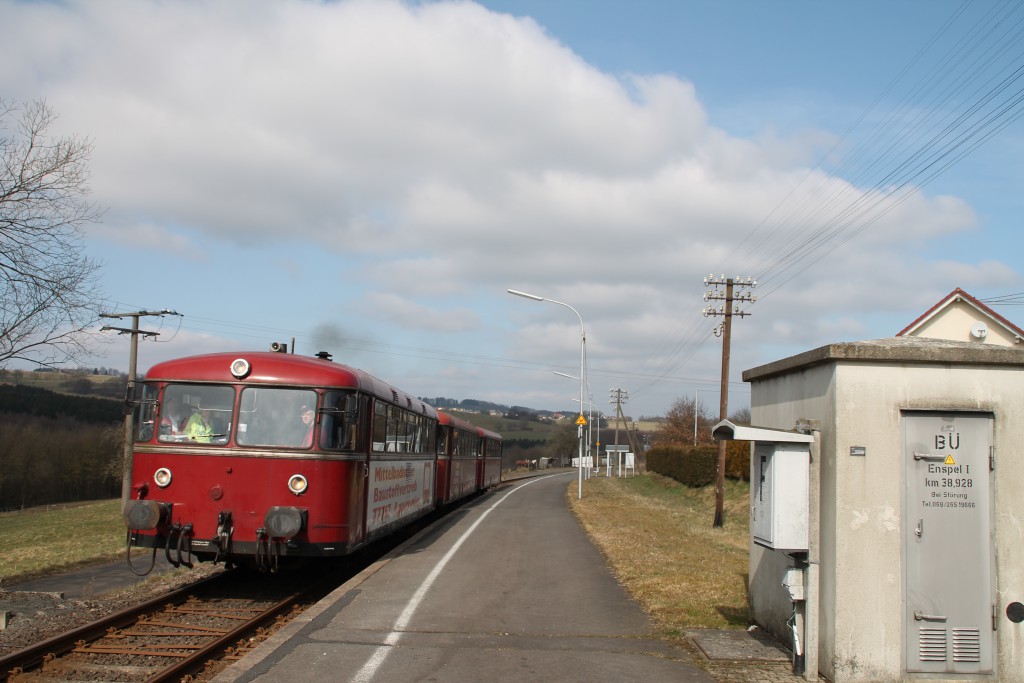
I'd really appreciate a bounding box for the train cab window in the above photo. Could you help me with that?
[321,391,361,451]
[158,384,234,445]
[134,383,159,442]
[237,387,318,448]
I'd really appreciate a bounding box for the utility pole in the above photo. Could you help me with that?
[609,388,640,475]
[702,275,755,528]
[100,309,181,511]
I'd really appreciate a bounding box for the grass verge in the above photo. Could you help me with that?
[569,472,750,637]
[0,499,126,583]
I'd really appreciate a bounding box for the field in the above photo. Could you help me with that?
[0,473,750,636]
[0,500,127,582]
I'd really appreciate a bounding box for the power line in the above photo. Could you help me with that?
[632,2,1024,408]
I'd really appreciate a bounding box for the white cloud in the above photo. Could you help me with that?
[2,0,1017,416]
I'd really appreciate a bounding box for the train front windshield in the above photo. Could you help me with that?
[238,387,318,447]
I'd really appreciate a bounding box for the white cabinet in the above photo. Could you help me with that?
[752,441,809,552]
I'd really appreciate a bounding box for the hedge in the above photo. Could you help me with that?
[646,441,750,487]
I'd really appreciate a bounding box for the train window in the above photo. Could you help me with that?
[371,401,436,454]
[321,391,360,451]
[415,413,436,453]
[158,384,234,445]
[386,404,406,452]
[134,383,159,442]
[237,387,318,448]
[372,401,388,452]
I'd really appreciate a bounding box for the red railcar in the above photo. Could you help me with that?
[480,426,503,490]
[436,411,481,506]
[435,412,504,507]
[123,350,501,571]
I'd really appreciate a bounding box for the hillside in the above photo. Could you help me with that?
[0,368,127,400]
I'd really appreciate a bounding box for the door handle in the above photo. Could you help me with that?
[915,519,923,539]
[914,611,947,622]
[913,452,945,462]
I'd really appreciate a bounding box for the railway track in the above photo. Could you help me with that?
[1,568,333,682]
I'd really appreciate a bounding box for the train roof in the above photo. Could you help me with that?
[437,410,502,441]
[144,351,437,417]
[436,409,478,432]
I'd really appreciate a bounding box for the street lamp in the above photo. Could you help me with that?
[508,288,587,499]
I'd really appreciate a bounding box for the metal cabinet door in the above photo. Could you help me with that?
[904,411,993,674]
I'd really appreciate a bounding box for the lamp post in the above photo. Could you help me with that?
[508,288,587,499]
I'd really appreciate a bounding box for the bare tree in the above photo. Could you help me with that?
[657,395,715,446]
[0,98,104,368]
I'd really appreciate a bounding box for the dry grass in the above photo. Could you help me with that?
[0,499,126,583]
[570,472,750,637]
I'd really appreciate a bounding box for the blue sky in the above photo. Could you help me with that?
[2,0,1022,419]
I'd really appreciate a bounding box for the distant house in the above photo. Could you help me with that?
[897,287,1023,346]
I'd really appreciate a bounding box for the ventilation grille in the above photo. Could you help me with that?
[919,628,947,661]
[917,626,982,663]
[952,628,981,662]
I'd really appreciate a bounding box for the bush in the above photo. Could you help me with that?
[725,440,751,481]
[647,441,750,487]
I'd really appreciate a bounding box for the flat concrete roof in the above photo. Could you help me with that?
[743,336,1024,382]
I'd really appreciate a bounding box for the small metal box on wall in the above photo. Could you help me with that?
[713,421,814,552]
[752,441,809,552]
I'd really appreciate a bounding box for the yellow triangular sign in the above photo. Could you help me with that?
[575,414,587,426]
[944,455,956,465]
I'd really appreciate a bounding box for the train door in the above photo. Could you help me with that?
[903,411,994,676]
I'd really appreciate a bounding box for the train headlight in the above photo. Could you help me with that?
[154,467,173,488]
[287,474,308,495]
[230,357,251,379]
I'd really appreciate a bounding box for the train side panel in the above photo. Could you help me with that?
[366,456,435,535]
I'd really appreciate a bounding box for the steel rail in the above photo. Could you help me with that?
[0,571,228,677]
[143,589,309,683]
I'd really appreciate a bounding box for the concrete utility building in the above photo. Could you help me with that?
[736,336,1024,683]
